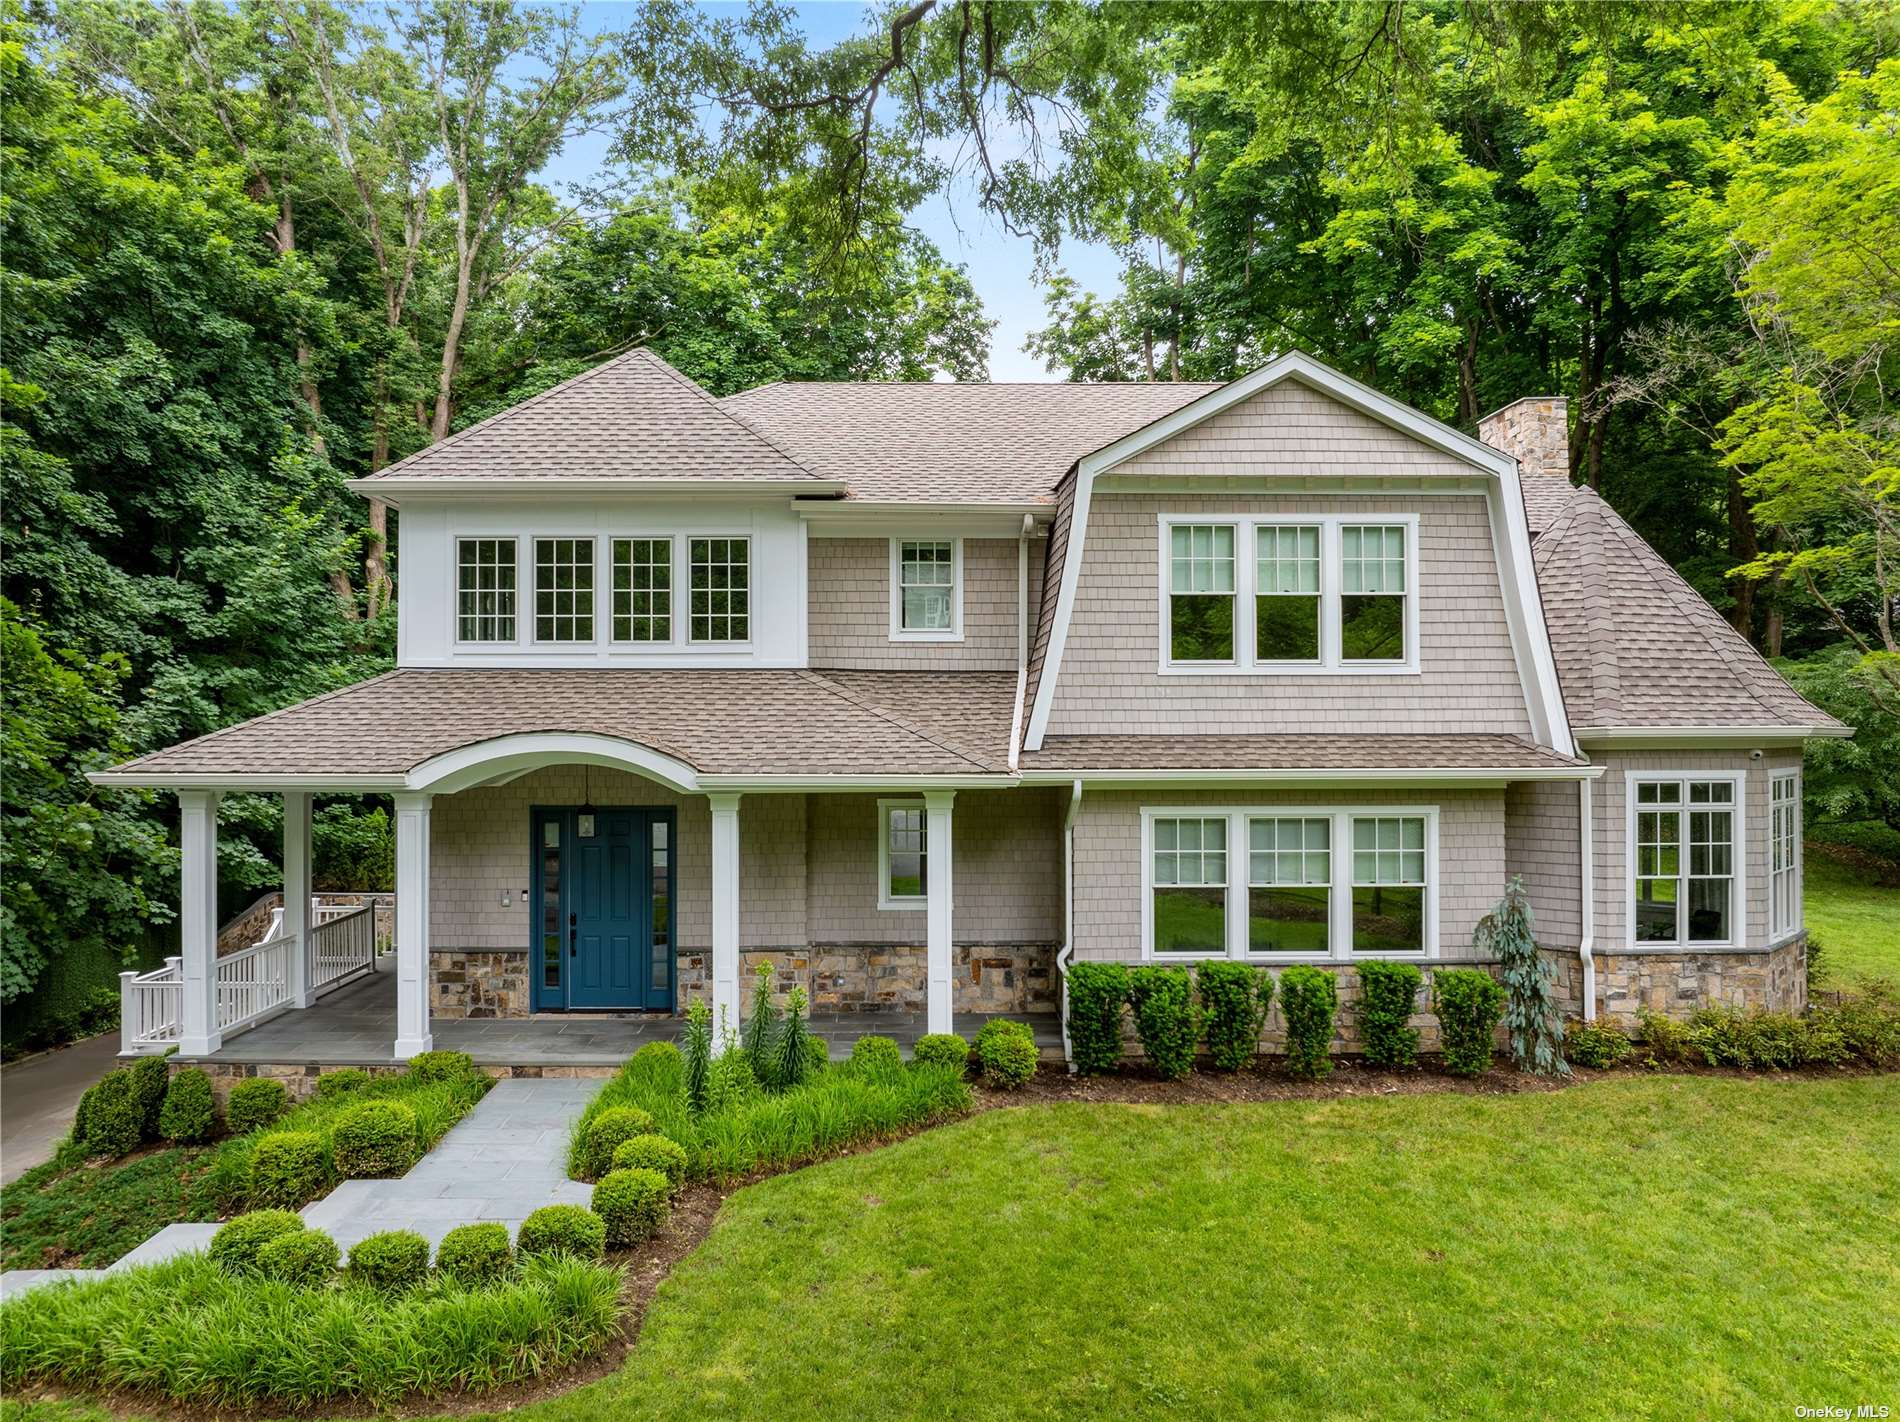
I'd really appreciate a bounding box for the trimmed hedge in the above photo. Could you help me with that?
[75,1069,141,1159]
[347,1230,431,1291]
[516,1205,606,1262]
[1127,965,1197,1080]
[256,1228,338,1289]
[1357,961,1423,1071]
[1435,969,1506,1077]
[436,1222,513,1286]
[314,1068,371,1099]
[331,1099,419,1178]
[406,1050,476,1084]
[226,1078,289,1135]
[1197,961,1272,1072]
[611,1133,689,1188]
[208,1210,306,1275]
[593,1167,670,1244]
[974,1018,1038,1089]
[910,1033,970,1073]
[1066,961,1129,1076]
[581,1106,658,1181]
[849,1035,903,1077]
[158,1067,217,1144]
[129,1054,171,1140]
[1279,967,1338,1082]
[248,1132,329,1210]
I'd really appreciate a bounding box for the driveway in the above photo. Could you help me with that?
[1,1034,122,1184]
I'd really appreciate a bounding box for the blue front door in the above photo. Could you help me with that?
[532,807,675,1011]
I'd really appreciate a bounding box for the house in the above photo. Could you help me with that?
[94,350,1846,1072]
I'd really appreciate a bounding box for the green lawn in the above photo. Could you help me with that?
[1808,853,1900,988]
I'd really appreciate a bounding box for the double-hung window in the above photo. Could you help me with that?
[1167,525,1237,662]
[1633,777,1737,945]
[892,539,961,638]
[1340,524,1408,662]
[1350,816,1427,951]
[534,537,594,643]
[1254,526,1322,662]
[1151,816,1229,954]
[1770,772,1800,940]
[611,537,671,644]
[690,537,749,643]
[456,538,516,642]
[1247,817,1330,952]
[878,800,927,909]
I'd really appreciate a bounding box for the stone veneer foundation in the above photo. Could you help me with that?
[190,1060,617,1105]
[676,943,1056,1016]
[430,950,530,1019]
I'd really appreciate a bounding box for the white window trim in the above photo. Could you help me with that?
[686,534,754,648]
[529,534,600,647]
[1623,770,1748,950]
[1139,804,1439,963]
[452,535,522,648]
[888,537,964,642]
[1769,770,1802,944]
[877,797,927,912]
[1155,513,1421,675]
[607,534,675,647]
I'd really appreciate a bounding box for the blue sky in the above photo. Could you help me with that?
[538,1,1123,380]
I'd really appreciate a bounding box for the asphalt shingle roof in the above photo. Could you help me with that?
[1021,734,1588,772]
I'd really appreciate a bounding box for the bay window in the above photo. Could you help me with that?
[1771,772,1800,940]
[1632,777,1738,945]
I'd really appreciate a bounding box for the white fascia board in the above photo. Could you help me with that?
[1576,725,1852,748]
[1490,464,1577,756]
[798,501,1051,539]
[695,774,1016,792]
[87,771,407,791]
[1016,765,1604,788]
[349,477,848,504]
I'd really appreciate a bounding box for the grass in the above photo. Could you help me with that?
[0,1067,491,1270]
[1807,853,1900,988]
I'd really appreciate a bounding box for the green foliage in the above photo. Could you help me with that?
[516,1205,607,1263]
[331,1100,419,1178]
[1065,961,1129,1075]
[1435,970,1507,1077]
[314,1068,371,1100]
[208,1211,307,1276]
[1278,968,1338,1082]
[1196,961,1273,1072]
[681,997,713,1114]
[1782,649,1900,841]
[312,806,394,892]
[910,1033,970,1074]
[347,1230,432,1292]
[1564,1020,1633,1070]
[1356,961,1424,1071]
[74,1068,141,1158]
[582,1106,658,1181]
[247,1132,330,1210]
[849,1035,903,1077]
[1637,995,1900,1071]
[226,1078,289,1135]
[974,1018,1038,1089]
[771,985,816,1090]
[128,1053,170,1140]
[405,1051,476,1084]
[436,1223,513,1287]
[0,1251,625,1407]
[706,1046,761,1114]
[158,1067,216,1144]
[1821,986,1900,1067]
[611,1133,689,1189]
[741,962,780,1084]
[1476,878,1567,1076]
[257,1228,339,1290]
[1127,966,1197,1081]
[593,1167,671,1245]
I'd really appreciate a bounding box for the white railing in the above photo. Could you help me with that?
[313,900,362,926]
[216,933,297,1035]
[312,906,376,992]
[120,957,183,1055]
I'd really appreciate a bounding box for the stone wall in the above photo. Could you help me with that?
[1593,939,1805,1026]
[190,1060,615,1105]
[430,950,530,1019]
[682,942,1057,1017]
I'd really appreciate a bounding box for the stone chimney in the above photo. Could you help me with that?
[1479,396,1570,480]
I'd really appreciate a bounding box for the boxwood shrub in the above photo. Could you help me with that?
[1196,961,1272,1071]
[226,1078,289,1135]
[1278,966,1338,1081]
[973,1018,1038,1089]
[1564,1019,1632,1069]
[315,1068,371,1099]
[248,1132,330,1209]
[158,1067,217,1144]
[1128,965,1197,1080]
[256,1228,339,1289]
[1435,968,1506,1077]
[1356,960,1424,1071]
[849,1035,903,1077]
[347,1229,431,1291]
[581,1106,658,1180]
[593,1167,671,1244]
[208,1210,307,1275]
[1065,961,1129,1075]
[516,1205,607,1262]
[611,1133,689,1188]
[436,1222,513,1286]
[331,1099,419,1178]
[910,1033,970,1073]
[406,1050,476,1084]
[129,1054,171,1140]
[74,1069,141,1159]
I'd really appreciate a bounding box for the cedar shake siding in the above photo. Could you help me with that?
[1046,492,1531,736]
[807,537,1043,672]
[1504,779,1584,949]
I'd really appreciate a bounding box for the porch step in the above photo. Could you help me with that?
[107,1222,222,1272]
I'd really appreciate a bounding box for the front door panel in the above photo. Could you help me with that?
[532,806,675,1011]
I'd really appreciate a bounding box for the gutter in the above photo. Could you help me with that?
[1578,771,1596,1022]
[1057,777,1083,1070]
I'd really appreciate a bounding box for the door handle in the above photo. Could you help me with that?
[569,924,577,957]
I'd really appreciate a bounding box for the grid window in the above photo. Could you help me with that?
[1168,524,1236,662]
[533,538,594,642]
[1247,817,1330,953]
[1340,525,1407,661]
[883,803,927,903]
[1255,525,1321,662]
[1151,817,1228,955]
[1634,779,1735,944]
[690,537,749,642]
[897,541,956,632]
[611,538,672,643]
[456,538,516,642]
[1350,816,1426,952]
[1771,774,1800,938]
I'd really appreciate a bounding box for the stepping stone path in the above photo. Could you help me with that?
[0,1077,598,1298]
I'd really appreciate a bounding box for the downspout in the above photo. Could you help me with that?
[1058,777,1083,1070]
[1579,770,1596,1022]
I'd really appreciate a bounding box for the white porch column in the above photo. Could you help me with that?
[393,792,434,1059]
[709,793,742,1031]
[284,791,314,1008]
[925,790,956,1035]
[177,790,222,1057]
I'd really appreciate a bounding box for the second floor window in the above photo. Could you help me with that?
[894,539,959,637]
[612,538,671,643]
[690,537,749,642]
[534,538,594,643]
[1255,525,1321,662]
[1168,524,1236,662]
[457,538,516,642]
[1341,524,1408,662]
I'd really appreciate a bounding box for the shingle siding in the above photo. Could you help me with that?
[808,537,1033,672]
[1504,779,1583,948]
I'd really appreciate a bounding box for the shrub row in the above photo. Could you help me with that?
[1637,989,1900,1070]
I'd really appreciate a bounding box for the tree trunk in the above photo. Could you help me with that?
[1727,468,1759,644]
[432,237,475,440]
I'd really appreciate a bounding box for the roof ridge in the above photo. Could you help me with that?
[794,669,1003,773]
[636,350,825,480]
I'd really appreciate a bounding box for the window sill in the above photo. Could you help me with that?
[889,631,964,644]
[1157,661,1421,677]
[877,897,928,913]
